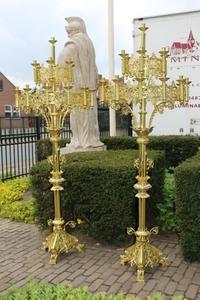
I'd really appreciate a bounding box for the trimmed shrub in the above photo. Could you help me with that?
[30,150,165,244]
[36,138,69,161]
[0,281,187,300]
[175,154,200,261]
[101,135,200,168]
[36,136,200,168]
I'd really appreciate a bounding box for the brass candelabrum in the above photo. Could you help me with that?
[99,24,190,282]
[15,37,95,264]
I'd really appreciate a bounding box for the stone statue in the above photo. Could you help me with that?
[58,17,105,152]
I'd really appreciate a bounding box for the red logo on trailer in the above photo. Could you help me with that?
[169,30,199,56]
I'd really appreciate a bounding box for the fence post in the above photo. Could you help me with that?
[35,116,41,140]
[127,114,132,136]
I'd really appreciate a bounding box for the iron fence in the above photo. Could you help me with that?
[0,110,130,181]
[0,116,71,181]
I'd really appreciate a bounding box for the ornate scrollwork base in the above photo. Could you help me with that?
[43,219,84,264]
[120,228,168,282]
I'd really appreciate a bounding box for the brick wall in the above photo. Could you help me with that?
[0,72,15,116]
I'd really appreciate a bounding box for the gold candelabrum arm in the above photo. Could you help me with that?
[15,37,95,129]
[99,23,190,282]
[15,37,95,265]
[99,59,190,130]
[15,86,95,129]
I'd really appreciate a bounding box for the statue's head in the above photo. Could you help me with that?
[65,17,87,37]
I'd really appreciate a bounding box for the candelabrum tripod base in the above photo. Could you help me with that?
[43,219,84,265]
[120,228,168,282]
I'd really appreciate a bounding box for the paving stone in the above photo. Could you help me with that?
[107,282,122,294]
[67,262,82,272]
[0,272,11,280]
[94,255,112,266]
[0,283,11,292]
[14,277,31,288]
[53,263,71,274]
[192,272,200,285]
[137,290,150,299]
[184,266,197,279]
[68,269,85,280]
[185,284,199,300]
[120,280,135,293]
[35,269,52,280]
[172,272,184,282]
[171,257,183,267]
[117,271,133,284]
[27,262,44,273]
[96,263,112,274]
[51,271,72,284]
[97,284,109,292]
[176,263,188,275]
[104,275,118,286]
[129,282,145,294]
[0,218,200,298]
[82,259,97,270]
[9,267,28,278]
[10,272,30,284]
[113,266,127,276]
[156,276,171,291]
[163,266,177,277]
[84,265,100,276]
[177,278,192,291]
[89,279,104,292]
[143,279,157,292]
[152,269,164,279]
[42,273,60,283]
[85,272,102,283]
[164,281,178,295]
[72,275,86,288]
[100,268,114,280]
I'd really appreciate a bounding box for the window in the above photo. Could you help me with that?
[0,80,3,91]
[4,105,12,118]
[190,128,194,133]
[4,105,21,118]
[13,105,20,118]
[179,128,184,133]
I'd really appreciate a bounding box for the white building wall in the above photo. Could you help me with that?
[133,10,200,135]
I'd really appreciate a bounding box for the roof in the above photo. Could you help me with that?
[0,72,15,88]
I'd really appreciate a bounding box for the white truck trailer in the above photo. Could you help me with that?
[133,10,200,135]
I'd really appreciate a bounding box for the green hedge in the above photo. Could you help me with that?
[101,136,200,168]
[0,281,186,300]
[175,153,200,261]
[36,136,200,168]
[36,138,69,161]
[30,150,165,244]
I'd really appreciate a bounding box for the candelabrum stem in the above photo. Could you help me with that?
[15,36,96,266]
[98,23,190,282]
[120,96,168,282]
[42,129,84,264]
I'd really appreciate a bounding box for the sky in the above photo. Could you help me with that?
[1,0,200,88]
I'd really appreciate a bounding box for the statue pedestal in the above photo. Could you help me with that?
[60,144,107,155]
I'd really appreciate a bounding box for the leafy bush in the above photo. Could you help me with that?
[36,136,200,168]
[0,178,36,223]
[175,153,200,261]
[30,150,165,244]
[157,169,179,231]
[0,281,187,300]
